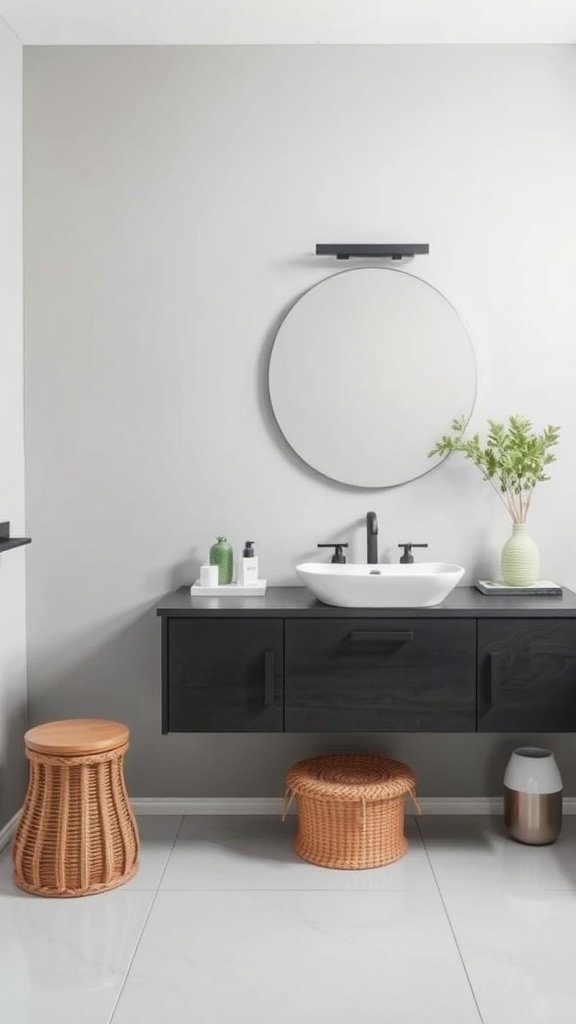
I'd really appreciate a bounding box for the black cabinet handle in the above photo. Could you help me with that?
[347,630,414,644]
[264,651,275,708]
[486,651,500,706]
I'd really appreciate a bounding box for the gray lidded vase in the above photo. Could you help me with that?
[503,747,562,845]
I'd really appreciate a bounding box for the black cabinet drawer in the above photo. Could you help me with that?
[165,619,283,732]
[478,620,576,732]
[285,618,476,732]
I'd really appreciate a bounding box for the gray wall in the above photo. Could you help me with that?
[0,17,27,831]
[24,45,576,797]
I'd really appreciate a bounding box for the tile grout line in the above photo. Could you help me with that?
[107,815,185,1024]
[415,817,486,1024]
[151,886,435,892]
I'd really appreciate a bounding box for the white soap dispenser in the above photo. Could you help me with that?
[239,541,259,586]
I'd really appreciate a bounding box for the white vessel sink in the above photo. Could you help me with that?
[296,562,465,608]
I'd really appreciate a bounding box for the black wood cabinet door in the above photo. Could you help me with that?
[166,619,283,732]
[478,620,576,731]
[285,619,476,732]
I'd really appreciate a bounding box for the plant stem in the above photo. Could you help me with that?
[507,488,519,523]
[524,489,534,519]
[486,477,516,520]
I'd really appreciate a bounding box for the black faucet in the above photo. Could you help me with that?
[318,543,348,564]
[366,511,378,564]
[398,543,428,564]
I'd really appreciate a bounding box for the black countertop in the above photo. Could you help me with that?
[156,585,576,619]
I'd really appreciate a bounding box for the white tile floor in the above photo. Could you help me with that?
[2,814,576,1023]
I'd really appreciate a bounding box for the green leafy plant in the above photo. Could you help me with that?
[429,416,560,524]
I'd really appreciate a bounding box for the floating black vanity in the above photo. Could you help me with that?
[156,587,576,735]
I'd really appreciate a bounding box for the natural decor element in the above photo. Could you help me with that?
[429,415,560,523]
[429,416,560,586]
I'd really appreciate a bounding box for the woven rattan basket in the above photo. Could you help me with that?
[13,719,140,898]
[285,753,417,869]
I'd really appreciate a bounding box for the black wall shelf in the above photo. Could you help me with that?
[316,243,429,260]
[0,522,31,553]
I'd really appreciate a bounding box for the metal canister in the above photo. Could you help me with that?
[503,747,562,846]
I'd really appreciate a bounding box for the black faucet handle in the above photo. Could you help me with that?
[318,543,349,564]
[398,543,428,564]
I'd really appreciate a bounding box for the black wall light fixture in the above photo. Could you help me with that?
[316,243,429,260]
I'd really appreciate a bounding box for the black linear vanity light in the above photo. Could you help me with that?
[315,243,429,260]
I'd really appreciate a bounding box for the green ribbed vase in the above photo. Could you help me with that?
[209,536,233,585]
[501,523,539,587]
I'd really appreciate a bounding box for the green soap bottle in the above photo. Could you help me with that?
[209,536,233,585]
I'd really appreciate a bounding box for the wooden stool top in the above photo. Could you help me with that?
[25,719,130,756]
[286,754,416,802]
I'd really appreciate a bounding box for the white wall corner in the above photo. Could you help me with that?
[0,15,27,834]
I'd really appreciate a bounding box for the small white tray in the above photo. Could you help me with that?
[190,580,267,597]
[476,579,562,596]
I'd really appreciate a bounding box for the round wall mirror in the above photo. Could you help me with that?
[268,267,476,488]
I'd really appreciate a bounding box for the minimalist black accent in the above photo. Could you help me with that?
[316,244,429,261]
[399,543,429,564]
[486,651,501,707]
[264,651,276,708]
[157,586,576,734]
[317,543,348,564]
[165,619,283,733]
[156,585,576,619]
[284,618,475,732]
[478,621,576,731]
[0,521,31,553]
[366,512,378,564]
[347,630,414,644]
[243,541,255,558]
[161,617,169,733]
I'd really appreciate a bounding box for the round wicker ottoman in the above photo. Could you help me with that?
[13,719,140,897]
[285,754,417,869]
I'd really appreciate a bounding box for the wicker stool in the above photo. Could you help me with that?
[285,753,417,869]
[13,719,140,897]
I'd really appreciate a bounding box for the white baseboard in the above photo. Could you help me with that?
[0,811,20,853]
[3,798,574,850]
[130,796,576,816]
